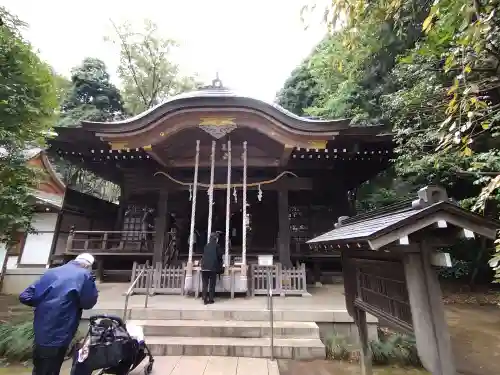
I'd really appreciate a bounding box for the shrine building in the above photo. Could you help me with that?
[46,79,393,292]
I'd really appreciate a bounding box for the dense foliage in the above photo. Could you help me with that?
[1,10,202,235]
[276,59,321,116]
[279,0,500,282]
[0,7,57,243]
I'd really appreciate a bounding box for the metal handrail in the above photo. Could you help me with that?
[266,267,275,361]
[144,266,153,308]
[123,268,145,321]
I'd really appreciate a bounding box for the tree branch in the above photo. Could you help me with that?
[143,36,161,109]
[109,19,149,107]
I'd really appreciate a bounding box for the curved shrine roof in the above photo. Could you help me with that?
[48,85,394,186]
[80,87,370,135]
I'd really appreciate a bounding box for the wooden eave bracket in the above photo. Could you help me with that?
[280,145,294,165]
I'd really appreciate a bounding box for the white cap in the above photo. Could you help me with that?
[75,253,95,266]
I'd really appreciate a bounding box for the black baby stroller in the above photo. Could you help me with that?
[70,315,154,375]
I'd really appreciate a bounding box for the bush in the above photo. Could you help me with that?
[325,334,353,361]
[370,330,421,367]
[0,321,34,361]
[325,330,422,367]
[0,320,83,362]
[438,259,471,280]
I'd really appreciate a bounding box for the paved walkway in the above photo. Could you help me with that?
[93,283,347,311]
[130,356,280,375]
[1,356,279,375]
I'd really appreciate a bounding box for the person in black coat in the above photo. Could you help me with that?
[201,232,223,304]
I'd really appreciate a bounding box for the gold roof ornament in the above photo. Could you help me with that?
[307,140,328,149]
[199,116,237,139]
[199,117,236,126]
[108,141,129,151]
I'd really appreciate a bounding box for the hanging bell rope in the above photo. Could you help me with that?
[153,170,299,189]
[242,141,248,267]
[224,140,232,269]
[207,140,216,242]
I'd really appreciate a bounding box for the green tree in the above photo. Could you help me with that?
[52,73,72,107]
[276,59,321,116]
[51,58,123,201]
[57,57,126,127]
[107,19,201,115]
[291,0,500,281]
[0,7,57,243]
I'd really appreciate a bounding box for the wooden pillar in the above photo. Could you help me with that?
[47,210,64,267]
[356,308,373,375]
[403,243,456,375]
[313,260,322,286]
[153,190,168,266]
[278,187,291,267]
[96,258,104,282]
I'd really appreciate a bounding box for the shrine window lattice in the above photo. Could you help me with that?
[122,204,155,241]
[355,260,413,328]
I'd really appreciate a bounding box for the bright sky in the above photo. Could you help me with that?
[3,0,328,102]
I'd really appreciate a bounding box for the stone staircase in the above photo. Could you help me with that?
[128,311,326,359]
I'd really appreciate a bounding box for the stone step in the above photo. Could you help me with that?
[101,307,361,322]
[145,336,326,360]
[128,319,320,338]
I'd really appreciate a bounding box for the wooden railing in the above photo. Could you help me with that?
[66,228,156,254]
[130,262,154,294]
[130,261,185,295]
[251,263,308,296]
[129,261,308,297]
[154,262,185,294]
[281,263,308,295]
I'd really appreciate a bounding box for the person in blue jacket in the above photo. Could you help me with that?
[19,253,99,375]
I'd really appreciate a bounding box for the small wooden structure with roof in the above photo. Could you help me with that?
[308,185,499,375]
[6,149,65,269]
[46,78,393,294]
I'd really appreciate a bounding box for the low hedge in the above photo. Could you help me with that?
[326,329,422,367]
[0,320,83,362]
